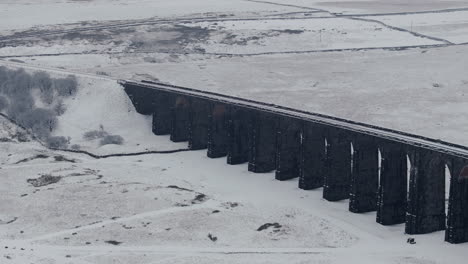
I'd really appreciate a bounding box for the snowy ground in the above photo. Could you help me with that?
[1,115,467,264]
[1,0,468,263]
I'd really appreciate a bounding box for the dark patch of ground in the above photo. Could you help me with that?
[27,174,62,187]
[8,59,25,63]
[191,193,208,204]
[207,233,218,242]
[222,202,239,209]
[166,185,194,192]
[257,223,282,231]
[53,155,76,163]
[128,24,212,53]
[15,154,49,164]
[104,240,123,246]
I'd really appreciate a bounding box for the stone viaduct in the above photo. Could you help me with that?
[122,80,468,244]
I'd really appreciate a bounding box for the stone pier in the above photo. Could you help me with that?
[446,157,468,243]
[207,103,229,158]
[349,134,379,213]
[248,111,277,173]
[323,128,351,201]
[376,142,407,225]
[406,148,446,234]
[170,95,191,142]
[226,106,250,165]
[152,91,174,135]
[188,98,210,150]
[276,117,302,181]
[299,123,326,190]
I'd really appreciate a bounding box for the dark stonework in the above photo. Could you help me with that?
[123,84,157,115]
[323,128,351,201]
[248,111,277,173]
[376,142,407,225]
[349,134,379,213]
[207,103,229,158]
[188,98,210,150]
[170,95,191,142]
[227,106,250,165]
[406,148,446,234]
[299,123,326,190]
[152,92,174,135]
[275,117,302,181]
[446,158,468,244]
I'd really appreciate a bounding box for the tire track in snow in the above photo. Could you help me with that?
[25,200,219,243]
[0,42,460,59]
[244,0,328,12]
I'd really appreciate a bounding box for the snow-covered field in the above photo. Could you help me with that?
[1,113,467,264]
[368,10,468,44]
[1,0,468,263]
[0,0,308,33]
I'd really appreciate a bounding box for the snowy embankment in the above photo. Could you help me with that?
[53,75,187,155]
[0,65,187,156]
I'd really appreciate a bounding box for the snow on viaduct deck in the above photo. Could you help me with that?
[121,79,468,244]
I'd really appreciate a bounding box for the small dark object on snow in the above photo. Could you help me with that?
[192,193,207,204]
[224,202,239,208]
[207,233,217,242]
[407,238,416,244]
[54,155,76,163]
[212,210,220,214]
[105,240,122,246]
[5,217,18,224]
[166,185,193,192]
[27,174,61,187]
[99,135,124,146]
[15,154,49,164]
[257,223,282,232]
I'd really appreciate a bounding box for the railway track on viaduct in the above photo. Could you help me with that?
[122,79,468,245]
